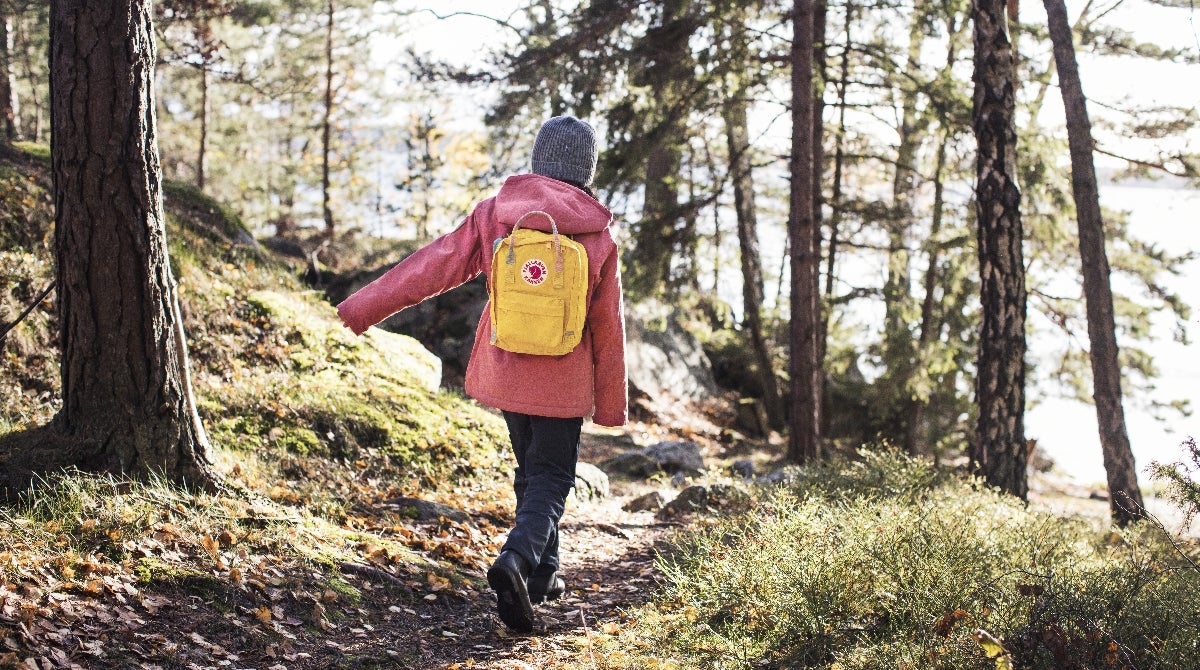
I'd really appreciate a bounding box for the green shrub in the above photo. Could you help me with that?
[1148,436,1200,528]
[590,452,1200,670]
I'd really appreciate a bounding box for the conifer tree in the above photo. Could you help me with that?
[971,0,1027,497]
[789,0,821,463]
[1043,0,1145,524]
[1,0,218,496]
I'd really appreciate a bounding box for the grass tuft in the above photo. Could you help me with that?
[587,451,1200,670]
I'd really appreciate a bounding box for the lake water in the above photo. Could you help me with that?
[1025,182,1200,485]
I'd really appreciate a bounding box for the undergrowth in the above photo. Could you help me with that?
[1,141,509,492]
[582,451,1200,670]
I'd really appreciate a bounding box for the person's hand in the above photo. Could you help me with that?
[336,302,368,335]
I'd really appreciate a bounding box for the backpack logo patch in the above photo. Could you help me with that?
[521,258,548,286]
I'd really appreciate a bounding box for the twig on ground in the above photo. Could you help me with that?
[338,561,408,587]
[579,606,598,669]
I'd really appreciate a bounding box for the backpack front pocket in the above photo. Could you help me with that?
[493,291,566,355]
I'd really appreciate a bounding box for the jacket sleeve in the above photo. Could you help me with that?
[336,212,485,335]
[588,243,628,427]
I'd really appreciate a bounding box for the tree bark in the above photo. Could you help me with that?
[812,0,826,379]
[628,0,693,298]
[17,10,43,142]
[321,0,336,235]
[788,0,821,463]
[823,2,852,306]
[0,14,19,142]
[971,0,1028,498]
[724,93,784,430]
[1043,0,1145,525]
[884,9,928,455]
[197,59,209,191]
[6,0,218,492]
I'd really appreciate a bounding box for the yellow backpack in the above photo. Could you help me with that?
[488,211,589,356]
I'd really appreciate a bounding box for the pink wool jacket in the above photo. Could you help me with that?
[336,174,629,427]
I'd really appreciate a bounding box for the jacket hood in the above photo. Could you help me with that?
[493,173,613,235]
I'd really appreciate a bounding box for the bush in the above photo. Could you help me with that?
[587,452,1200,670]
[1148,436,1200,528]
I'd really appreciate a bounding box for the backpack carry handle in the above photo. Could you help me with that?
[508,210,565,273]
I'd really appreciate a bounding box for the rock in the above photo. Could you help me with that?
[707,484,751,511]
[384,497,468,523]
[735,397,769,437]
[656,484,751,519]
[731,459,755,479]
[759,465,803,485]
[326,263,486,388]
[599,440,706,479]
[624,300,719,406]
[657,485,710,519]
[574,462,610,500]
[643,440,705,474]
[600,452,661,478]
[622,491,665,513]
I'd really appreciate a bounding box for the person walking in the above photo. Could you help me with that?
[335,115,628,633]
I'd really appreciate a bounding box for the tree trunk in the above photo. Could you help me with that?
[724,93,784,430]
[884,10,927,455]
[811,0,827,401]
[971,0,1028,498]
[1043,0,1145,525]
[197,59,209,191]
[321,0,336,236]
[0,14,19,142]
[907,12,969,459]
[788,0,821,463]
[909,128,951,454]
[18,12,42,142]
[823,2,852,306]
[38,0,215,489]
[627,0,694,298]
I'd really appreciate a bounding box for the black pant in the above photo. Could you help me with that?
[501,411,582,577]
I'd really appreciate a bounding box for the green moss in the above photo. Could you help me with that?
[325,576,362,603]
[195,285,505,474]
[134,557,225,593]
[1,139,507,490]
[11,142,50,164]
[163,179,250,242]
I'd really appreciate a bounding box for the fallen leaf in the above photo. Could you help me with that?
[200,536,220,560]
[254,606,272,624]
[426,574,452,591]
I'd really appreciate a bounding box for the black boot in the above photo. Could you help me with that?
[527,571,566,604]
[487,551,534,632]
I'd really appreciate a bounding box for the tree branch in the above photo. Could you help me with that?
[0,280,55,346]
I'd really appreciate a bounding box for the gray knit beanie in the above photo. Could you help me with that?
[531,115,598,186]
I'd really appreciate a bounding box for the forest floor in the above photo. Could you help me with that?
[350,424,686,670]
[0,415,700,670]
[3,411,1193,670]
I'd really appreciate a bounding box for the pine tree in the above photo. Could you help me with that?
[0,0,219,495]
[971,0,1027,498]
[1043,0,1145,524]
[789,0,822,463]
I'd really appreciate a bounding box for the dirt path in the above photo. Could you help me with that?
[323,424,692,670]
[396,498,675,669]
[393,423,687,670]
